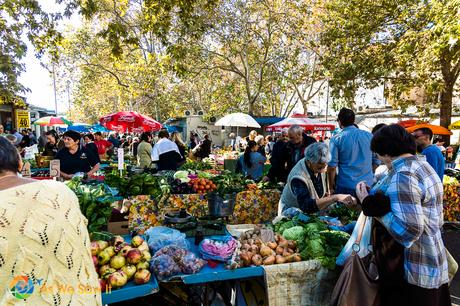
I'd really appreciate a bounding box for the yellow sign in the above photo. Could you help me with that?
[16,110,30,128]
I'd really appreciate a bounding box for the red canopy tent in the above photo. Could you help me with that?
[265,113,336,132]
[100,111,162,132]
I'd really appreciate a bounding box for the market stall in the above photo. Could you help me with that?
[59,158,358,305]
[265,114,336,134]
[443,170,460,222]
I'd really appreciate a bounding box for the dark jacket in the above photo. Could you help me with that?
[197,139,212,158]
[268,133,316,183]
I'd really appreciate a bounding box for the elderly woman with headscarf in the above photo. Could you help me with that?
[55,130,100,180]
[278,142,356,215]
[0,137,101,305]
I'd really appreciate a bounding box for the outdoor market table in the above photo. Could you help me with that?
[101,235,159,305]
[125,189,281,234]
[170,236,264,285]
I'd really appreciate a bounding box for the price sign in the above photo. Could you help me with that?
[50,160,61,178]
[117,148,124,170]
[16,110,30,128]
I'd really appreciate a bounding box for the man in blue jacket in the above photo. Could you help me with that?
[412,127,445,181]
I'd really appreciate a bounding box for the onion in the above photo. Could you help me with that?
[275,246,284,255]
[267,242,277,250]
[278,240,289,248]
[240,252,252,266]
[276,255,286,264]
[259,245,272,257]
[252,254,263,266]
[263,255,276,265]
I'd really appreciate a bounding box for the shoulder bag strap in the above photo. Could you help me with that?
[352,214,368,255]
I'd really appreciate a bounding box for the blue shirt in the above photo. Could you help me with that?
[421,144,444,181]
[329,126,376,191]
[239,152,266,181]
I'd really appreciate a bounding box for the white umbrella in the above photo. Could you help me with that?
[214,113,261,128]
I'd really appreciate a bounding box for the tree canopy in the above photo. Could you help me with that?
[318,0,460,129]
[2,0,459,130]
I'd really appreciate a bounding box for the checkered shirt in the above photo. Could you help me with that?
[376,155,449,289]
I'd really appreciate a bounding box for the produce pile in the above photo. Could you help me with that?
[199,236,238,261]
[90,234,152,290]
[443,175,460,221]
[104,172,162,198]
[146,227,207,280]
[234,227,302,268]
[150,246,207,281]
[179,160,214,171]
[274,216,350,269]
[66,178,114,233]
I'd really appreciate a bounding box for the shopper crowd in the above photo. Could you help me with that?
[0,107,455,305]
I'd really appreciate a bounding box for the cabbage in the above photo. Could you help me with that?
[174,171,190,183]
[282,226,306,243]
[301,238,325,260]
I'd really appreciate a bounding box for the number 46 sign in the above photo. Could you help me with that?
[16,110,30,128]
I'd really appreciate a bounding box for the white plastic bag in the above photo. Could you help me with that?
[24,144,38,160]
[336,212,372,266]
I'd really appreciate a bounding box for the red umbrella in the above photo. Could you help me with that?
[397,119,422,128]
[99,111,162,132]
[265,113,336,132]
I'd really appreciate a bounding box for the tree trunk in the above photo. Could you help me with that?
[439,83,454,145]
[248,100,254,115]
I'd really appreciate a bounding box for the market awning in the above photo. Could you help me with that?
[265,114,336,132]
[406,123,452,135]
[449,120,460,130]
[254,117,284,125]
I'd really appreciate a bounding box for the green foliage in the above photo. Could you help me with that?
[328,203,360,225]
[274,220,295,234]
[66,178,113,233]
[212,171,246,195]
[317,0,460,129]
[104,172,162,198]
[0,0,61,104]
[179,161,213,171]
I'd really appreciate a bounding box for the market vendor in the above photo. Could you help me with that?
[278,142,356,215]
[56,130,100,180]
[42,130,63,157]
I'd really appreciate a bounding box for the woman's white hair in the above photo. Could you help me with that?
[254,135,264,144]
[304,142,331,164]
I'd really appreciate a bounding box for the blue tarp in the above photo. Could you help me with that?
[255,117,284,125]
[91,124,110,133]
[164,125,183,133]
[67,125,90,132]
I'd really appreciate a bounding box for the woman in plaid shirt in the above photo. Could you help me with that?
[355,124,451,306]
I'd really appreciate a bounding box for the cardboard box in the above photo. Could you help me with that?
[107,221,129,235]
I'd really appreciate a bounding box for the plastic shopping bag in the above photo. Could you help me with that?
[336,212,372,266]
[145,226,189,254]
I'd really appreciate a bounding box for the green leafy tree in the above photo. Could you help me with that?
[318,0,460,134]
[0,0,61,106]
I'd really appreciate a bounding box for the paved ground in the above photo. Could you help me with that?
[443,226,460,305]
